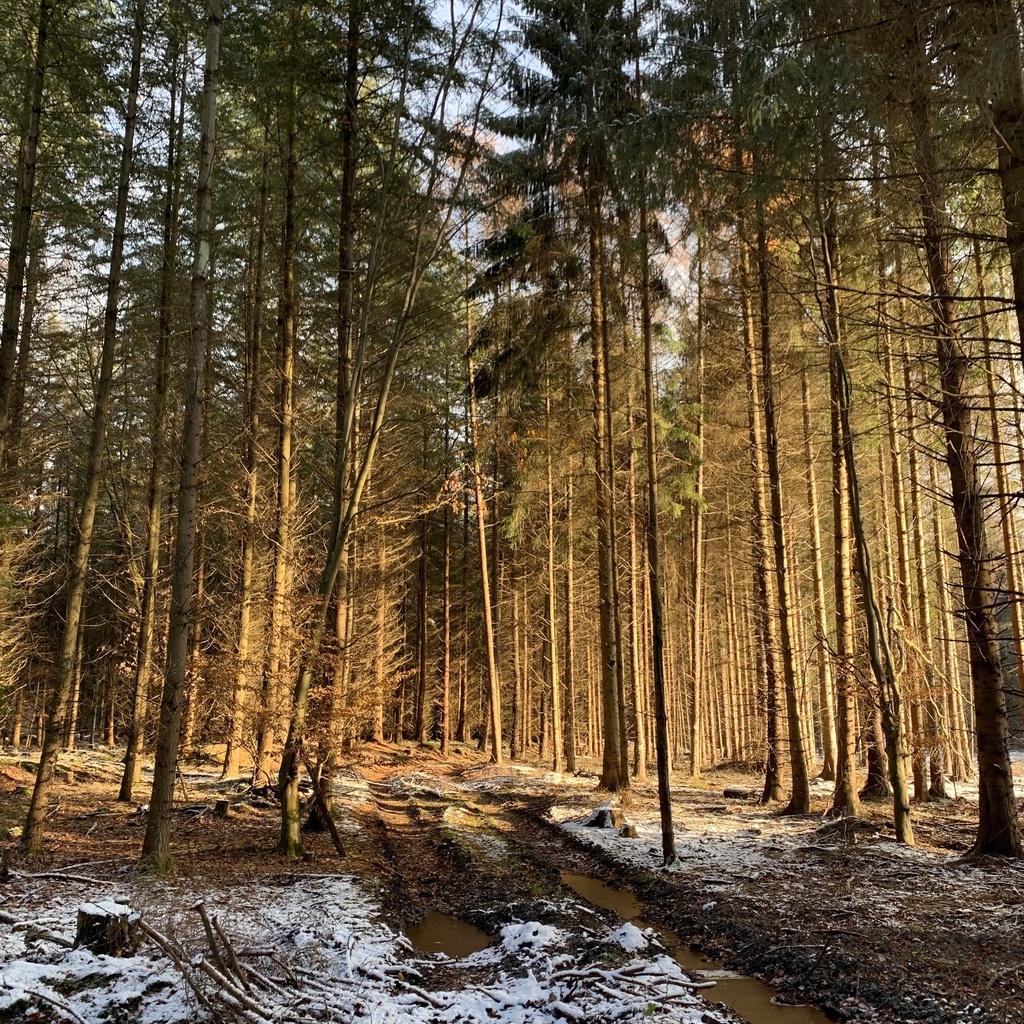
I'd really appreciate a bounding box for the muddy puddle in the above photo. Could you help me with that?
[405,911,492,958]
[561,871,832,1024]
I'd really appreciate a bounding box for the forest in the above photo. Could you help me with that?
[2,0,1024,881]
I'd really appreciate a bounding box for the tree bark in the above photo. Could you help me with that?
[468,352,503,764]
[904,0,1021,854]
[120,35,186,800]
[755,214,809,814]
[0,0,51,474]
[23,0,145,852]
[739,233,784,804]
[640,187,675,863]
[800,367,837,781]
[222,143,269,781]
[141,0,221,870]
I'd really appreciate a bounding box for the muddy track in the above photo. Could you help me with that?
[345,759,1013,1024]
[354,771,597,935]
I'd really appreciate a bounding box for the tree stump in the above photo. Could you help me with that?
[214,799,231,818]
[585,808,625,829]
[74,901,137,956]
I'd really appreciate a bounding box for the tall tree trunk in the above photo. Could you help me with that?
[821,224,860,820]
[544,368,563,771]
[688,243,706,780]
[905,0,1020,855]
[640,185,675,863]
[457,498,469,743]
[930,460,974,781]
[739,234,784,803]
[222,144,269,780]
[801,367,837,781]
[468,353,503,764]
[0,0,51,474]
[141,0,221,870]
[626,386,647,781]
[258,89,299,784]
[23,0,145,852]
[755,215,809,814]
[415,508,429,744]
[588,184,626,791]
[439,410,452,757]
[903,367,944,798]
[120,36,186,800]
[563,457,577,773]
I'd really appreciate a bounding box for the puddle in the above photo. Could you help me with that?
[561,872,832,1024]
[405,911,491,958]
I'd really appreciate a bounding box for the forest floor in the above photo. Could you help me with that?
[0,743,1022,1024]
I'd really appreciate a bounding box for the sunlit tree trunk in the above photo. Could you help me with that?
[141,0,221,870]
[755,215,809,814]
[258,86,299,784]
[587,182,626,791]
[688,246,706,780]
[563,457,577,773]
[222,145,269,780]
[904,0,1020,854]
[23,0,145,852]
[739,233,784,803]
[800,367,837,781]
[640,184,675,862]
[468,352,503,764]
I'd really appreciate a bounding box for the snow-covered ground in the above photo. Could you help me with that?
[0,830,720,1024]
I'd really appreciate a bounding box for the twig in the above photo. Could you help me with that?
[985,959,1024,992]
[213,912,252,991]
[24,924,74,948]
[136,918,214,1013]
[194,955,272,1019]
[14,870,112,885]
[357,964,447,1008]
[25,989,89,1024]
[193,902,234,984]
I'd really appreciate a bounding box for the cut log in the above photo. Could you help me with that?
[74,901,136,956]
[723,787,752,800]
[618,824,639,839]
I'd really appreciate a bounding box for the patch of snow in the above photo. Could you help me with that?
[499,921,563,950]
[607,922,649,951]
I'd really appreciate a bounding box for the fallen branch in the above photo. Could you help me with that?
[985,959,1024,992]
[25,988,89,1024]
[136,918,215,1013]
[194,902,235,987]
[357,964,447,1009]
[301,755,346,859]
[213,912,252,991]
[14,871,111,886]
[24,924,74,948]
